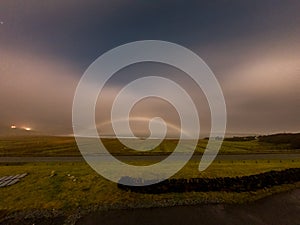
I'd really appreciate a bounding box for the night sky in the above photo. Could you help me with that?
[1,0,300,136]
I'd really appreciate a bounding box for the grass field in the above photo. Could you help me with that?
[0,159,300,214]
[0,136,296,157]
[0,135,299,216]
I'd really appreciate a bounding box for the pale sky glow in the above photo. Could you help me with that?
[96,117,187,138]
[1,0,300,136]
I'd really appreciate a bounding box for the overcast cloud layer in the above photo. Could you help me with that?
[1,0,299,136]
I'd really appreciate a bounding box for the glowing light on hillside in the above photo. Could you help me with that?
[11,125,16,129]
[24,127,31,131]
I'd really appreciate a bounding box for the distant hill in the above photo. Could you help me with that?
[209,132,300,149]
[258,133,300,149]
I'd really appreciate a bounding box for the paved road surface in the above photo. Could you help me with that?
[0,153,300,162]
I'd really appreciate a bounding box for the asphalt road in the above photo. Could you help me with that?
[0,153,300,162]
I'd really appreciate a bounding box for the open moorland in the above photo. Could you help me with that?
[0,133,299,157]
[0,133,299,224]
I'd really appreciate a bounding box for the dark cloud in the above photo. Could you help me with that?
[1,0,300,136]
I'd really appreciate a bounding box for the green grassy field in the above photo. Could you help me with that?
[0,136,296,157]
[0,159,300,213]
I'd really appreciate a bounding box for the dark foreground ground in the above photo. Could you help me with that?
[1,189,299,225]
[77,189,300,225]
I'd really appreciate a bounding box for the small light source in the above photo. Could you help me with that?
[24,127,31,131]
[11,125,16,129]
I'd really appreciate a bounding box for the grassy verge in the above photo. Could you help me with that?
[0,159,299,214]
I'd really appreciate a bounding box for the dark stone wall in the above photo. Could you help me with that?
[118,168,300,193]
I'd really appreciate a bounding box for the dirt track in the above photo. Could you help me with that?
[77,189,300,225]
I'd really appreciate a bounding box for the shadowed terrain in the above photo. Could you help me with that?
[77,189,300,225]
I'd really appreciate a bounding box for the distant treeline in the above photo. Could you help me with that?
[118,168,300,194]
[204,136,256,141]
[258,133,300,149]
[224,136,256,142]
